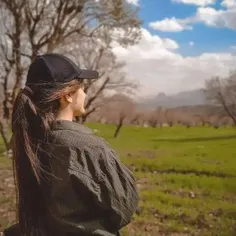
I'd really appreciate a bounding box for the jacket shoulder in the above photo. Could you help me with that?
[49,127,106,149]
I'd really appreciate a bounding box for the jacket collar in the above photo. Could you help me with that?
[52,120,93,134]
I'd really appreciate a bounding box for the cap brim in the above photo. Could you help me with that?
[78,69,99,79]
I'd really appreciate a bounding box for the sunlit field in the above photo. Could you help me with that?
[1,124,236,235]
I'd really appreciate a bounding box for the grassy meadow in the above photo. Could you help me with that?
[0,124,236,235]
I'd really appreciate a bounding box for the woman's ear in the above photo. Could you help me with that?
[64,93,73,103]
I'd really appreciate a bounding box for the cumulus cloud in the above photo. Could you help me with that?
[112,28,236,96]
[151,5,236,32]
[162,38,180,50]
[149,17,193,32]
[112,28,179,60]
[96,0,140,5]
[195,7,221,26]
[196,6,236,29]
[126,0,139,6]
[221,0,236,8]
[172,0,216,6]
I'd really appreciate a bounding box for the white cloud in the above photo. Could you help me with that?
[162,38,180,50]
[195,7,221,26]
[151,5,236,32]
[97,0,140,5]
[221,0,236,8]
[231,45,236,50]
[196,6,236,29]
[112,28,180,60]
[172,0,216,6]
[112,28,236,96]
[126,0,139,5]
[189,41,195,46]
[149,17,193,32]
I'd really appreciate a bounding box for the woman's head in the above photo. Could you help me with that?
[11,53,98,235]
[20,53,98,121]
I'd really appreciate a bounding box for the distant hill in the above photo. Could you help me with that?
[137,89,209,109]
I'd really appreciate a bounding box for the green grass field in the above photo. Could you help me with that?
[0,124,236,235]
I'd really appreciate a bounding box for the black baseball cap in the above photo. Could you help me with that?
[26,53,99,85]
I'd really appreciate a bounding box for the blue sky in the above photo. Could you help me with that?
[138,0,236,56]
[112,0,236,96]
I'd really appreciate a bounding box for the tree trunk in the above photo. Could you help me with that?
[75,115,89,124]
[223,104,236,126]
[114,122,123,138]
[0,121,10,150]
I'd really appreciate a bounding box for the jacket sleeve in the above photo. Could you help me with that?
[69,143,139,232]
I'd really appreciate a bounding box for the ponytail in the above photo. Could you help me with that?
[12,88,41,181]
[12,88,50,236]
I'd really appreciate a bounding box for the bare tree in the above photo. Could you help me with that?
[0,0,141,150]
[97,94,136,138]
[163,109,175,127]
[135,112,147,127]
[220,116,234,126]
[205,73,236,125]
[194,113,210,126]
[129,113,140,125]
[112,95,136,138]
[147,107,163,128]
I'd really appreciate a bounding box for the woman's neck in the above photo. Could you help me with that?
[56,108,74,121]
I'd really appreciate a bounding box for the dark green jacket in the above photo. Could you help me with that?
[4,120,139,236]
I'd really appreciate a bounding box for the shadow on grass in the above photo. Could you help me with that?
[152,135,236,143]
[137,166,236,178]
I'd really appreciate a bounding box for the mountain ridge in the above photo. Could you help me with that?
[137,88,209,109]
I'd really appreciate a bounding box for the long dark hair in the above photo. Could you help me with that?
[11,79,83,236]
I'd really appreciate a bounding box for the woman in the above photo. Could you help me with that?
[4,53,139,236]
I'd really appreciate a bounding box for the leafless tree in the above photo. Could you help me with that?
[129,113,140,125]
[205,73,236,125]
[163,109,175,127]
[0,0,141,150]
[136,112,148,127]
[97,94,136,138]
[147,107,163,128]
[219,116,233,126]
[194,113,210,126]
[113,96,136,138]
